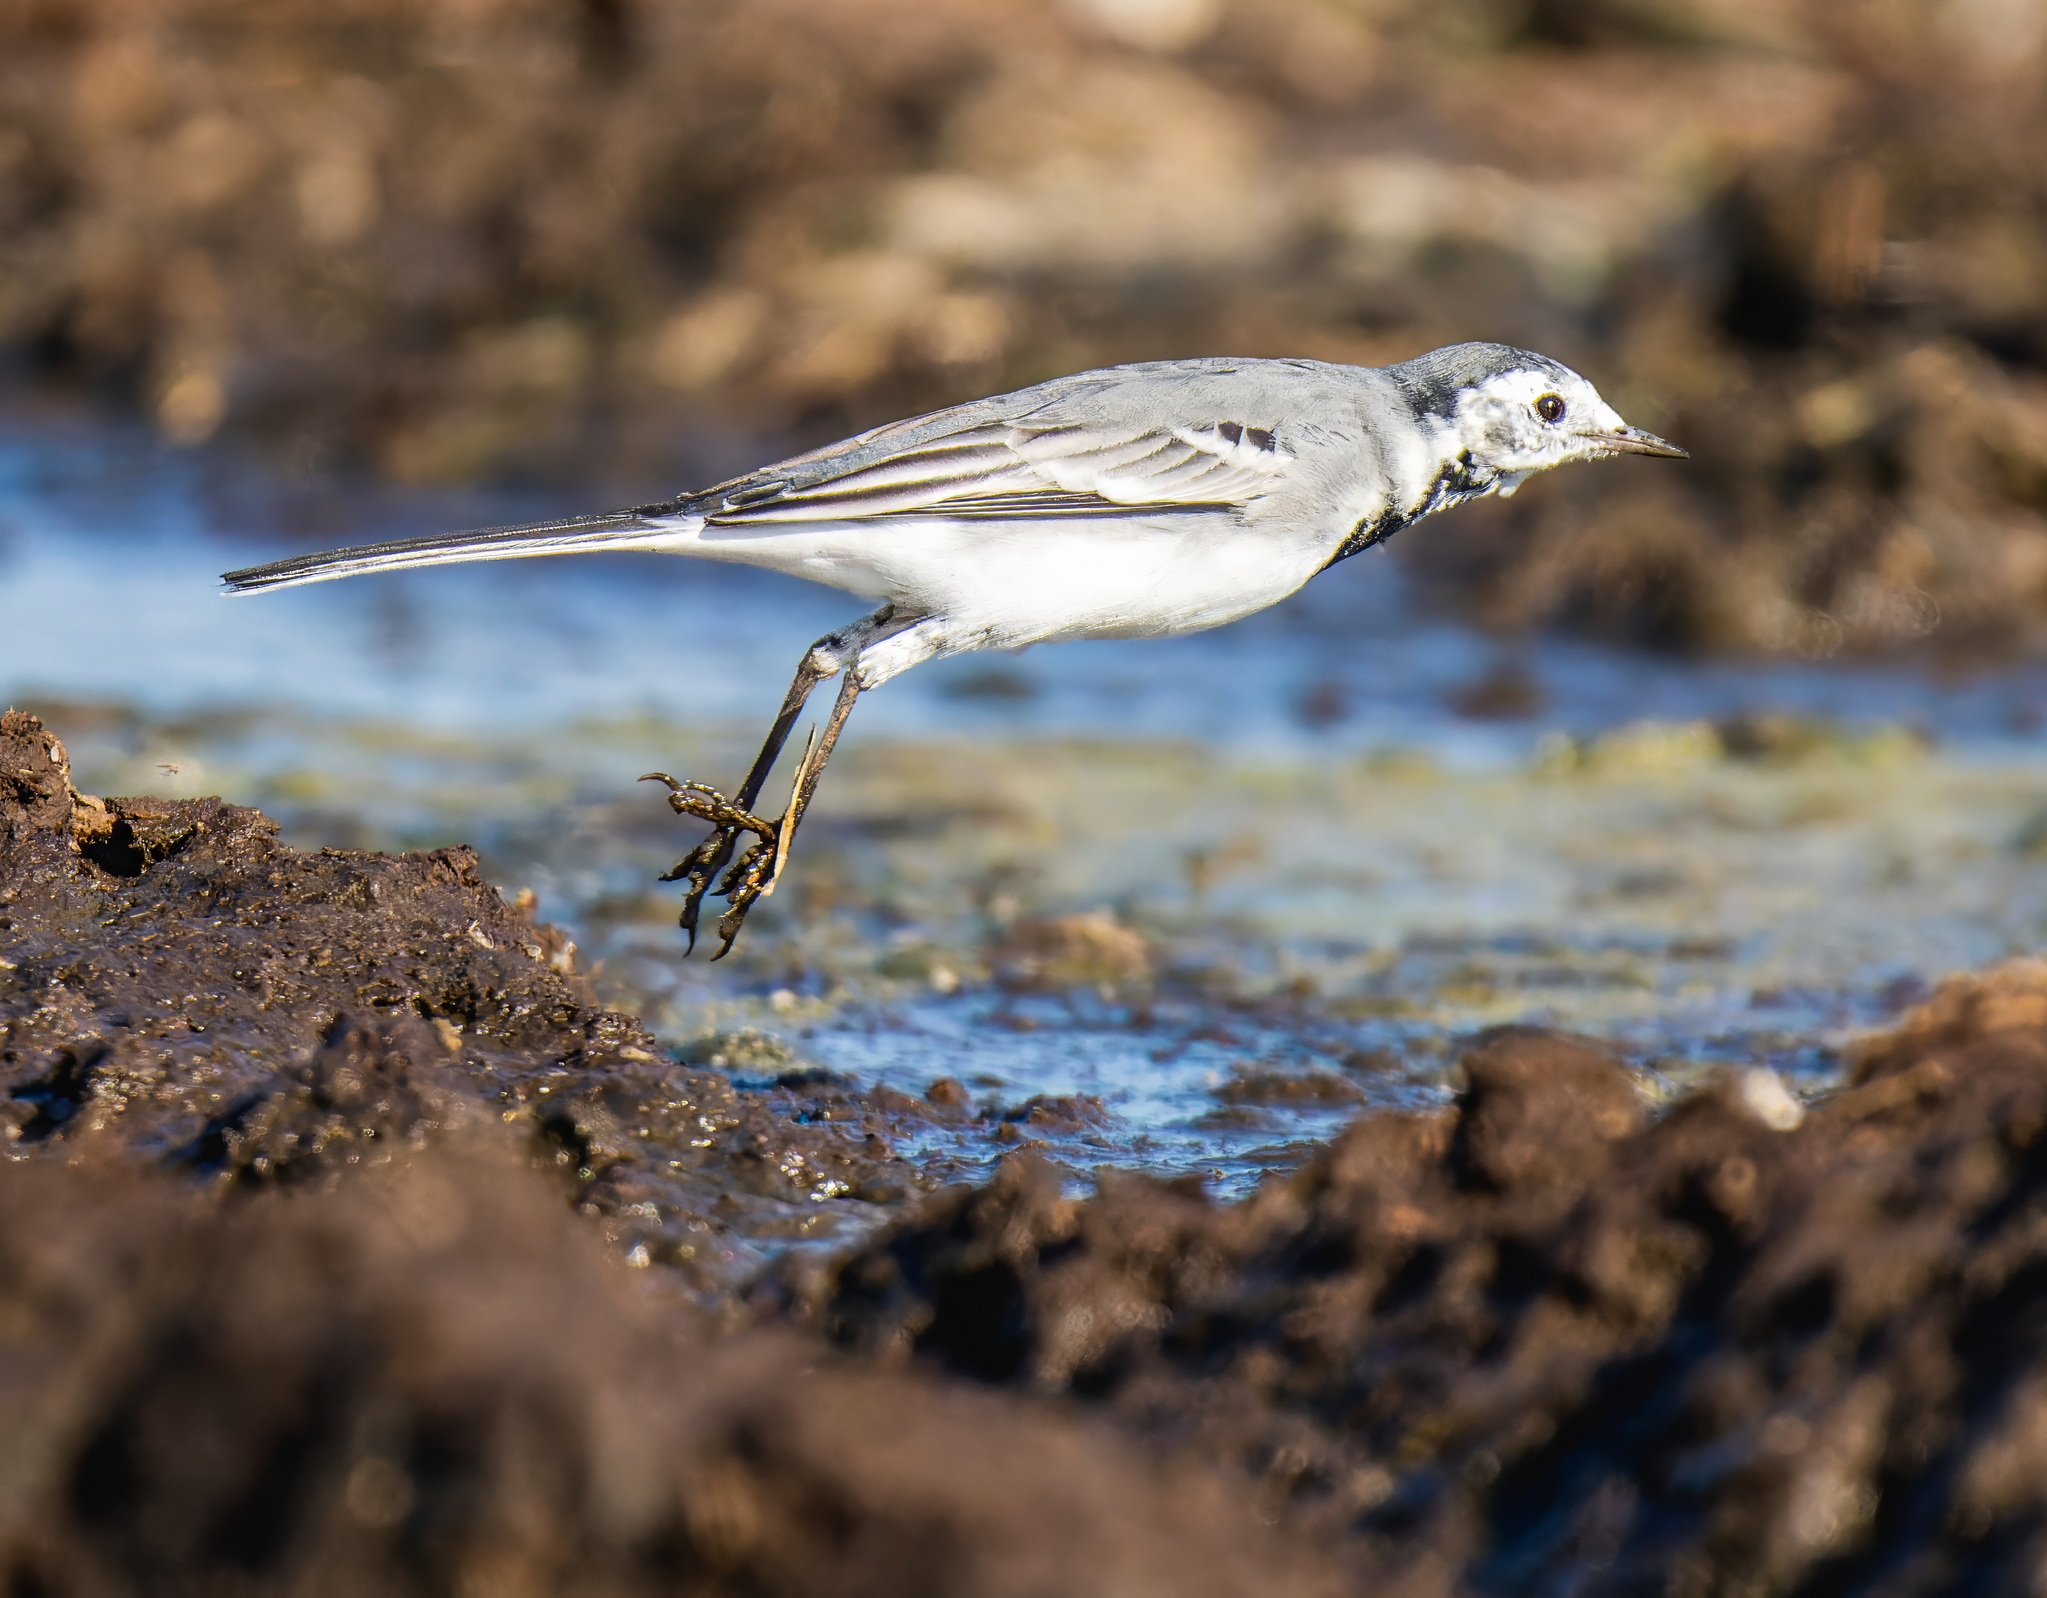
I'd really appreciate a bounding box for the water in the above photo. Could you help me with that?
[9,411,2047,1196]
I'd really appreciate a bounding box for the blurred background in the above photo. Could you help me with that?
[8,0,2047,652]
[6,0,2047,1185]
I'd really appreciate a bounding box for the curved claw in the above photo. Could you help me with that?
[641,773,779,954]
[670,829,738,955]
[709,837,781,960]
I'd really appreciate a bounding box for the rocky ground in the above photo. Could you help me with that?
[15,703,2047,1594]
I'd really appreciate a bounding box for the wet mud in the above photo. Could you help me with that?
[0,1133,1329,1598]
[18,709,2047,1592]
[793,1001,2047,1595]
[0,709,932,1290]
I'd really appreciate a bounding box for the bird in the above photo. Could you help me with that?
[223,342,1685,956]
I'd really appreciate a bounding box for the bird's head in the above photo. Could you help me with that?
[1394,343,1685,498]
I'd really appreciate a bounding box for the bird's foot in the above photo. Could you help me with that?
[640,774,780,956]
[702,826,789,957]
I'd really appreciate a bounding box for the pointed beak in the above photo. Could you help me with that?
[1581,425,1688,459]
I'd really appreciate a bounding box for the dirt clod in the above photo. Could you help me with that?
[798,981,2047,1594]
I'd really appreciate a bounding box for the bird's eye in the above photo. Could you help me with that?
[1535,394,1567,424]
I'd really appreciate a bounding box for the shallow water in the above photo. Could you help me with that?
[9,413,2047,1195]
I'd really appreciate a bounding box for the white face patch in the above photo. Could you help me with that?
[1452,365,1630,478]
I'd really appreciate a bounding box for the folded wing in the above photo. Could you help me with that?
[699,418,1294,526]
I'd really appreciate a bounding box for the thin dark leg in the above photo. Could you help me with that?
[646,650,830,951]
[707,670,866,957]
[784,670,864,843]
[734,653,833,809]
[640,606,900,953]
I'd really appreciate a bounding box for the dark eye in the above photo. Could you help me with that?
[1535,394,1567,424]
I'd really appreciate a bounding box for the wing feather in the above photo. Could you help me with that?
[706,416,1293,528]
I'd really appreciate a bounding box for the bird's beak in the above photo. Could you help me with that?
[1581,426,1688,459]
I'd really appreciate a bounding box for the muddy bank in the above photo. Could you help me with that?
[0,1135,1332,1598]
[790,990,2047,1594]
[0,709,942,1289]
[0,712,1336,1594]
[21,707,2047,1591]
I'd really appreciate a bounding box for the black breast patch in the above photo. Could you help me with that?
[1322,450,1490,569]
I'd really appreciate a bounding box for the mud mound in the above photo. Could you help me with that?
[0,1135,1332,1598]
[0,709,926,1289]
[797,1013,2047,1593]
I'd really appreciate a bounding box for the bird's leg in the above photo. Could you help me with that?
[645,657,824,949]
[705,668,867,956]
[642,609,893,951]
[649,608,943,958]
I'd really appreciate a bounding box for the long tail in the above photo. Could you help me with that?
[221,503,697,594]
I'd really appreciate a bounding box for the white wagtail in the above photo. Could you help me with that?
[225,342,1684,954]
